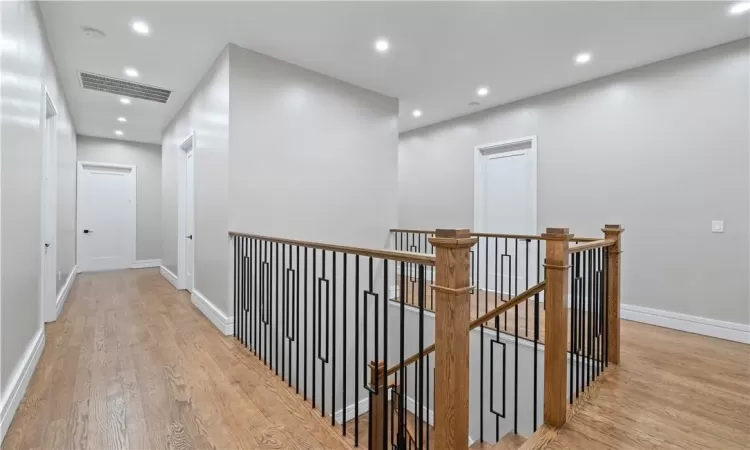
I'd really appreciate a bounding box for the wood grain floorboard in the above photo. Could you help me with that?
[2,268,352,450]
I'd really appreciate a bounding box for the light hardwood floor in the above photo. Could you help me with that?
[2,268,351,450]
[543,319,750,449]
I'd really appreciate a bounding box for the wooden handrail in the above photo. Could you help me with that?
[568,239,616,253]
[229,231,436,266]
[390,228,597,243]
[386,280,546,378]
[468,281,547,329]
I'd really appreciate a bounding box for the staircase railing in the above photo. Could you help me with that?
[229,225,623,450]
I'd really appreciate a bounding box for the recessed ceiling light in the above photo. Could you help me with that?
[374,38,389,53]
[412,109,422,118]
[131,20,149,35]
[120,97,131,105]
[729,2,750,15]
[114,130,124,136]
[575,52,592,65]
[124,67,139,78]
[117,117,127,122]
[476,86,489,97]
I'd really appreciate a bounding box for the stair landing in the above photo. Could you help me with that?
[472,432,527,450]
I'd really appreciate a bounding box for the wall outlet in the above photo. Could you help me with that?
[711,220,724,233]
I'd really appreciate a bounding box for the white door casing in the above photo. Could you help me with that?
[178,132,195,292]
[474,136,538,295]
[42,89,58,322]
[76,162,137,272]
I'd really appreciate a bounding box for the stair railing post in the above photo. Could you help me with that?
[542,227,572,428]
[602,224,624,365]
[429,229,477,450]
[369,360,386,450]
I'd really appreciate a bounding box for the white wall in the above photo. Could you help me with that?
[77,135,162,261]
[161,48,229,305]
[0,0,77,436]
[398,39,750,327]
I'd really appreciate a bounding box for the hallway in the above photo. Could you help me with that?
[2,269,350,450]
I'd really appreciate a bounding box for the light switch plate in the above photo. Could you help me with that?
[711,220,724,233]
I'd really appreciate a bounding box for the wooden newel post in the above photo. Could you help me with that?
[542,227,572,428]
[429,229,476,450]
[602,224,624,365]
[369,360,386,450]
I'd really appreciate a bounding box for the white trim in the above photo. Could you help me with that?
[131,259,162,269]
[473,136,538,234]
[76,161,137,272]
[191,289,234,335]
[0,329,45,442]
[41,87,59,324]
[55,265,77,318]
[621,304,750,344]
[177,131,195,292]
[334,397,371,424]
[160,265,180,289]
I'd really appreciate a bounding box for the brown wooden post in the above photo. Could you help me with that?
[602,224,624,365]
[542,227,572,428]
[429,229,476,450]
[369,360,386,450]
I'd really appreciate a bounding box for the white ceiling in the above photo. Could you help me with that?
[40,1,750,145]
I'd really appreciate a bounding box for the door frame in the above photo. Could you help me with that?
[41,87,58,322]
[76,161,137,272]
[177,131,195,291]
[473,135,538,233]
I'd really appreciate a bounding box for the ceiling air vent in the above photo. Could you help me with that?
[80,72,171,103]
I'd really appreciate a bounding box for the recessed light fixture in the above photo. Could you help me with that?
[729,2,750,15]
[575,52,592,65]
[131,20,149,35]
[412,109,422,118]
[114,130,124,136]
[374,38,389,53]
[124,67,139,78]
[120,97,131,105]
[117,117,127,122]
[476,86,489,97]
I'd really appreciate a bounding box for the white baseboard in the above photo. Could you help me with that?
[191,289,234,336]
[55,265,77,319]
[159,266,180,290]
[0,329,45,442]
[132,259,162,269]
[621,304,750,344]
[334,397,371,424]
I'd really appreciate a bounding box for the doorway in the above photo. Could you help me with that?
[76,162,137,272]
[474,136,538,294]
[42,90,58,322]
[178,133,195,292]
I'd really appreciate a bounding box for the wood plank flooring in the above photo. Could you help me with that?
[1,268,351,450]
[542,319,750,449]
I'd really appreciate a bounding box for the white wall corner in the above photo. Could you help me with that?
[55,265,78,319]
[191,289,234,336]
[621,304,750,344]
[0,329,45,442]
[131,259,162,269]
[159,265,180,290]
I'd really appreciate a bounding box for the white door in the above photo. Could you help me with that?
[475,139,537,295]
[185,148,195,292]
[42,94,58,322]
[78,163,137,272]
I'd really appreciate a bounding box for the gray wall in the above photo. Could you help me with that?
[161,48,230,306]
[1,1,77,399]
[77,135,162,261]
[398,39,750,325]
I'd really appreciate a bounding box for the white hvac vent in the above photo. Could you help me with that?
[80,72,171,103]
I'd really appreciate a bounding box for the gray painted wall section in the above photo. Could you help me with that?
[398,39,750,325]
[77,135,162,261]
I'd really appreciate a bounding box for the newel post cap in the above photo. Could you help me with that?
[428,229,477,248]
[541,227,573,241]
[602,224,625,235]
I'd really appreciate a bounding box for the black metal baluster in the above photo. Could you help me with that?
[304,247,309,401]
[282,244,286,381]
[569,253,575,403]
[604,248,609,368]
[399,261,406,449]
[533,291,539,431]
[494,237,499,311]
[321,250,327,417]
[312,248,317,409]
[342,254,347,435]
[587,250,593,387]
[276,242,280,376]
[354,255,360,447]
[296,246,301,393]
[427,354,431,450]
[332,252,337,425]
[418,264,425,450]
[504,238,508,330]
[383,259,389,450]
[514,284,519,434]
[576,252,582,398]
[525,240,530,338]
[485,237,489,327]
[234,237,238,339]
[255,239,259,356]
